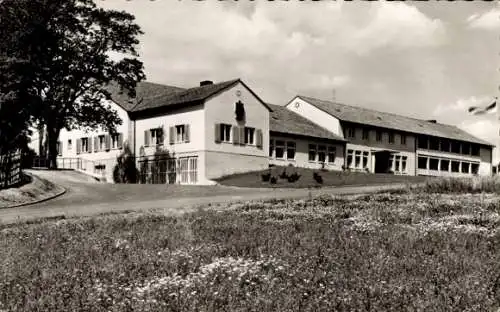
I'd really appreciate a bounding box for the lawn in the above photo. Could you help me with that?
[1,180,500,311]
[215,165,429,188]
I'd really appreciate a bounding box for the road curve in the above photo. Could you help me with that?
[0,170,408,224]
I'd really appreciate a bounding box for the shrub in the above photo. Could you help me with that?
[287,172,301,183]
[270,176,277,184]
[279,169,288,179]
[313,172,323,184]
[261,172,271,182]
[113,143,138,183]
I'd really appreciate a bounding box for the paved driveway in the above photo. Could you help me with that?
[0,170,409,224]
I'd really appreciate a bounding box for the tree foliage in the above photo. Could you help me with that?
[113,142,138,184]
[0,0,145,168]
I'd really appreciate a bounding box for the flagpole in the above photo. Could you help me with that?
[491,97,500,174]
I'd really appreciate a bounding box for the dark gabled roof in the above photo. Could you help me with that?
[106,79,272,115]
[296,95,494,147]
[105,81,186,112]
[269,103,345,142]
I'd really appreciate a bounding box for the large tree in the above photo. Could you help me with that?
[0,0,145,168]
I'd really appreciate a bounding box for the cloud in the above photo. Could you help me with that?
[467,4,500,30]
[346,2,446,55]
[433,96,494,116]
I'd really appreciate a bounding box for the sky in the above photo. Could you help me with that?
[98,0,500,161]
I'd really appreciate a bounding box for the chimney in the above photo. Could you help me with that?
[200,80,213,87]
[427,119,437,123]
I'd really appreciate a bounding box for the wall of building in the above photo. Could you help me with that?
[346,143,416,175]
[55,99,130,182]
[204,82,270,179]
[480,146,492,176]
[134,104,205,158]
[285,97,342,136]
[344,123,416,153]
[269,134,345,171]
[205,150,268,180]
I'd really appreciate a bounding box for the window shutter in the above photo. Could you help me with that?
[88,137,92,153]
[144,130,149,147]
[57,141,62,156]
[256,129,263,149]
[214,124,221,143]
[159,126,164,145]
[105,134,111,151]
[118,133,123,149]
[232,126,239,145]
[185,124,190,143]
[94,136,99,152]
[239,127,245,145]
[169,126,175,145]
[76,139,81,154]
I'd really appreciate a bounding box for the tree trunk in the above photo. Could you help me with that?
[46,125,60,169]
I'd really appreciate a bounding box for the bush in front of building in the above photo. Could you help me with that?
[287,172,301,183]
[113,143,138,184]
[261,170,271,182]
[313,172,323,184]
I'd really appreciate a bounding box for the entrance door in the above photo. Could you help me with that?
[374,152,391,174]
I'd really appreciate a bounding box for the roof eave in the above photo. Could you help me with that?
[270,130,346,143]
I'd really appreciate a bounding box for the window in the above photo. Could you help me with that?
[429,137,439,150]
[363,151,369,169]
[318,145,326,163]
[111,134,120,149]
[376,130,382,142]
[269,139,274,157]
[166,159,177,184]
[328,146,336,163]
[429,158,439,170]
[355,151,361,168]
[395,155,401,172]
[188,157,198,184]
[275,140,285,159]
[451,161,460,173]
[309,144,317,162]
[451,141,460,154]
[220,124,232,142]
[98,135,106,151]
[402,156,407,172]
[244,127,255,145]
[346,127,356,138]
[347,149,354,168]
[440,139,450,152]
[418,156,427,169]
[461,162,470,174]
[286,141,296,160]
[81,138,89,153]
[400,134,406,145]
[56,141,62,156]
[150,128,164,145]
[462,143,470,155]
[67,139,72,151]
[362,128,369,140]
[388,132,395,144]
[471,144,480,156]
[418,136,428,149]
[441,159,450,171]
[176,125,186,143]
[471,163,479,174]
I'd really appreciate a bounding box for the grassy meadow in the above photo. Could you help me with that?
[1,178,500,311]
